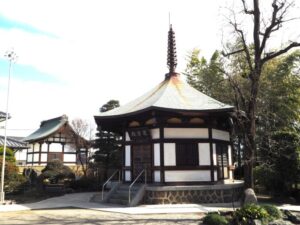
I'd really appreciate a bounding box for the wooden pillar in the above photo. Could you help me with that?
[159,126,165,183]
[208,121,215,182]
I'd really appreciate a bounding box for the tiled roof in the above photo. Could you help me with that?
[0,136,28,149]
[23,115,68,142]
[95,74,233,119]
[0,111,10,122]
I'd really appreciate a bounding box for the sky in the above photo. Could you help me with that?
[0,0,299,138]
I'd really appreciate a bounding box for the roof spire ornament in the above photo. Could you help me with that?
[166,24,177,78]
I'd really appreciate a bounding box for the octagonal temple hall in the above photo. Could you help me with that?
[93,25,243,206]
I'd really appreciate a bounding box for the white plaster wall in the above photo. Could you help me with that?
[214,170,218,181]
[154,171,161,182]
[125,171,131,181]
[33,143,39,152]
[125,132,130,141]
[15,149,27,161]
[154,143,160,166]
[164,128,208,139]
[165,170,211,182]
[212,129,230,141]
[41,143,48,152]
[28,145,33,153]
[125,145,131,166]
[64,144,75,153]
[151,128,160,139]
[33,153,39,162]
[41,153,47,162]
[198,143,210,165]
[27,155,32,162]
[164,143,176,166]
[64,154,76,162]
[49,143,62,152]
[213,144,217,165]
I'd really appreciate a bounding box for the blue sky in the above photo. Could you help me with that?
[0,15,57,38]
[0,0,299,138]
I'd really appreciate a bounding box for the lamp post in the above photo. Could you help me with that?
[0,50,17,204]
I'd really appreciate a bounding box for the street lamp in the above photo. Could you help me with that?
[0,50,17,204]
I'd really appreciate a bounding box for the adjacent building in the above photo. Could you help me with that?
[23,115,89,167]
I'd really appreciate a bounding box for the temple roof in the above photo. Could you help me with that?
[0,136,28,149]
[95,25,233,121]
[95,74,233,119]
[23,115,68,142]
[0,111,10,122]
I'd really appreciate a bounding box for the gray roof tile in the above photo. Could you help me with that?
[23,115,68,142]
[96,74,233,119]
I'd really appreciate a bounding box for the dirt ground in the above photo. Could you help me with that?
[0,208,204,225]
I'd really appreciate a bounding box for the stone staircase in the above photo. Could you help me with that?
[91,183,146,207]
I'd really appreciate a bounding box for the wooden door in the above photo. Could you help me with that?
[132,144,151,182]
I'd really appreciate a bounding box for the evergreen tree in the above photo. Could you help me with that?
[93,100,121,181]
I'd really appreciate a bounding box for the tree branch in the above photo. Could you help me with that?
[262,42,300,64]
[241,0,254,14]
[221,49,244,57]
[228,20,254,73]
[260,0,289,54]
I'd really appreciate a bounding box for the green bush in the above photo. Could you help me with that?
[233,204,269,225]
[70,177,97,191]
[261,205,281,220]
[40,159,75,184]
[0,146,16,162]
[5,174,27,193]
[202,213,229,225]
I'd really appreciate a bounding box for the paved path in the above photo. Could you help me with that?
[0,208,203,225]
[0,192,236,214]
[0,192,299,214]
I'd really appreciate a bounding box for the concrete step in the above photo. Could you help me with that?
[118,185,142,191]
[108,198,128,205]
[115,189,138,196]
[91,194,103,202]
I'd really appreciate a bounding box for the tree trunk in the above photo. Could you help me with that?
[243,70,260,189]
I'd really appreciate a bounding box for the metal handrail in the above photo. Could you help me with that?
[101,170,121,200]
[128,169,147,204]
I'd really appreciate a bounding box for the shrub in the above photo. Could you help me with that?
[233,204,269,225]
[5,174,27,194]
[202,213,229,225]
[0,146,16,162]
[261,205,281,220]
[40,159,75,184]
[70,177,97,191]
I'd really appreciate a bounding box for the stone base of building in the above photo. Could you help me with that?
[144,180,244,204]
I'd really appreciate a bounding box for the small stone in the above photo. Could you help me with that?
[268,219,294,225]
[252,219,262,225]
[243,188,257,205]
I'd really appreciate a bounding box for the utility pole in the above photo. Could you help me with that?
[0,50,17,204]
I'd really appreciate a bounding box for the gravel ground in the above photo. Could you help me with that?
[0,208,204,225]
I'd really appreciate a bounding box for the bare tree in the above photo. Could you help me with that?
[69,119,92,177]
[222,0,300,188]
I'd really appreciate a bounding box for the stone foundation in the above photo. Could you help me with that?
[145,181,244,204]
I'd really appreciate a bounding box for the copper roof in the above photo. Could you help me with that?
[23,115,68,142]
[95,74,233,119]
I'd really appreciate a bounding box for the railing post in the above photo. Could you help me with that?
[101,169,120,201]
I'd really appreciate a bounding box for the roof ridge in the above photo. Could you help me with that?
[40,114,68,127]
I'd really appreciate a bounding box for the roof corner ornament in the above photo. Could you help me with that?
[166,24,177,78]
